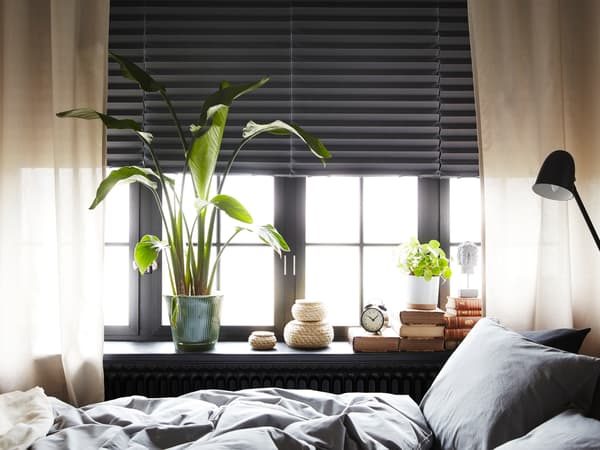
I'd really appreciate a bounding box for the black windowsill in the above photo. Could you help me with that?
[104,341,452,364]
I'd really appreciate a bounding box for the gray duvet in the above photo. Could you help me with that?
[31,388,433,449]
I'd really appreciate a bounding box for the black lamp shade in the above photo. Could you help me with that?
[532,150,576,201]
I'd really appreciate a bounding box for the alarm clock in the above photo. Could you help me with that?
[360,304,388,333]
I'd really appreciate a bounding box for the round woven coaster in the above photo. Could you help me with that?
[291,299,327,322]
[248,331,277,350]
[283,320,334,349]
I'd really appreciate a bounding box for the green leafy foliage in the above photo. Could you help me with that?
[134,235,166,275]
[89,166,159,209]
[57,52,331,296]
[397,237,452,281]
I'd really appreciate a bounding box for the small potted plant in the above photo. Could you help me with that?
[396,237,452,310]
[57,53,330,351]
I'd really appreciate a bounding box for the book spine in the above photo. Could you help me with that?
[445,307,482,317]
[447,297,482,310]
[444,340,461,351]
[399,337,445,352]
[444,328,473,340]
[444,315,481,329]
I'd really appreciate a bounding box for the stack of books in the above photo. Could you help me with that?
[444,296,483,350]
[391,308,446,352]
[347,327,400,352]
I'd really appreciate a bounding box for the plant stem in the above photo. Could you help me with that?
[217,135,252,194]
[207,229,241,293]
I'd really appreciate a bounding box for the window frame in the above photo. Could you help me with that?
[104,176,462,341]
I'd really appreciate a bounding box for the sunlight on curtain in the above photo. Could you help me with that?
[0,0,109,404]
[468,0,600,356]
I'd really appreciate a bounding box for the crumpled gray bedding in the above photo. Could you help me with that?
[31,388,434,449]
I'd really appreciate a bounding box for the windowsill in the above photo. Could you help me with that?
[104,340,452,363]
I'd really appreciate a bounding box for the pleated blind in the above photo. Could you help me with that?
[107,0,478,177]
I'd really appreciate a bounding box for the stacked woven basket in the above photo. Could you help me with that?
[284,299,334,349]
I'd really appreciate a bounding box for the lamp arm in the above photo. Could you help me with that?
[572,186,600,251]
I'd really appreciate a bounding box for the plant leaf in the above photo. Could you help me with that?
[188,107,228,201]
[237,224,290,256]
[57,108,142,131]
[134,235,165,275]
[210,194,253,224]
[109,52,165,93]
[242,120,331,164]
[89,166,159,209]
[192,77,269,132]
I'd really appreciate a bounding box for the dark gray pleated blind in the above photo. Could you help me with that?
[439,2,478,176]
[107,0,478,177]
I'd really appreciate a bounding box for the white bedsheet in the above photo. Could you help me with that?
[0,387,53,450]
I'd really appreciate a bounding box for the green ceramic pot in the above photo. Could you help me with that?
[164,293,223,352]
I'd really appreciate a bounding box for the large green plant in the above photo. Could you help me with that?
[57,52,330,296]
[396,237,452,281]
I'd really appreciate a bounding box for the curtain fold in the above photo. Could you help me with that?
[0,0,109,404]
[469,0,600,356]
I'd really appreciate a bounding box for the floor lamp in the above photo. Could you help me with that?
[532,149,600,251]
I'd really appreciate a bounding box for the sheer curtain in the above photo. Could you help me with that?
[468,0,600,356]
[0,0,109,404]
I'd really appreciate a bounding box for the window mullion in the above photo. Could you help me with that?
[417,177,451,307]
[274,177,305,336]
[139,183,165,339]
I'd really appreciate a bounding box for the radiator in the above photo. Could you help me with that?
[104,361,443,403]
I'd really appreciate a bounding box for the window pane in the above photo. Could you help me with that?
[448,244,482,298]
[163,173,204,244]
[363,177,418,243]
[220,175,274,244]
[363,246,401,311]
[450,177,481,243]
[103,245,130,326]
[162,246,274,326]
[306,177,360,243]
[219,246,274,326]
[305,246,360,325]
[104,175,129,243]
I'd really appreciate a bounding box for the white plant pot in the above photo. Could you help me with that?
[404,275,440,310]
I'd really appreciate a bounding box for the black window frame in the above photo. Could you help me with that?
[104,176,457,341]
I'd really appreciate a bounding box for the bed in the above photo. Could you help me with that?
[4,318,600,450]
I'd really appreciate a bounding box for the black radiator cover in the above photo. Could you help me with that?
[104,342,451,403]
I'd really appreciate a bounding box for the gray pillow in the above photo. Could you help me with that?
[520,327,590,353]
[420,318,600,450]
[495,409,600,450]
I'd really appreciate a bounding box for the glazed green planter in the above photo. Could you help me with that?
[164,294,223,352]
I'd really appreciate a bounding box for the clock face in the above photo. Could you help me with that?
[360,307,385,332]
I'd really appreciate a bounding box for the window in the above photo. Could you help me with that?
[104,175,482,339]
[104,0,480,340]
[448,177,482,297]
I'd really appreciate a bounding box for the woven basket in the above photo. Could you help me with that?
[283,320,334,349]
[291,299,327,322]
[248,331,277,350]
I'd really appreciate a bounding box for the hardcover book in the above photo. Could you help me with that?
[348,327,400,352]
[398,307,446,325]
[445,307,482,317]
[393,322,445,338]
[444,315,481,329]
[444,327,474,341]
[444,340,460,351]
[446,296,482,310]
[399,337,445,352]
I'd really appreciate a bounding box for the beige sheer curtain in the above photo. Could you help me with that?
[469,0,600,356]
[0,0,109,404]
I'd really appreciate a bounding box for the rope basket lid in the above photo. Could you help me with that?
[291,299,327,322]
[248,331,277,350]
[283,320,334,349]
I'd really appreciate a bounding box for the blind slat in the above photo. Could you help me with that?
[108,0,478,177]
